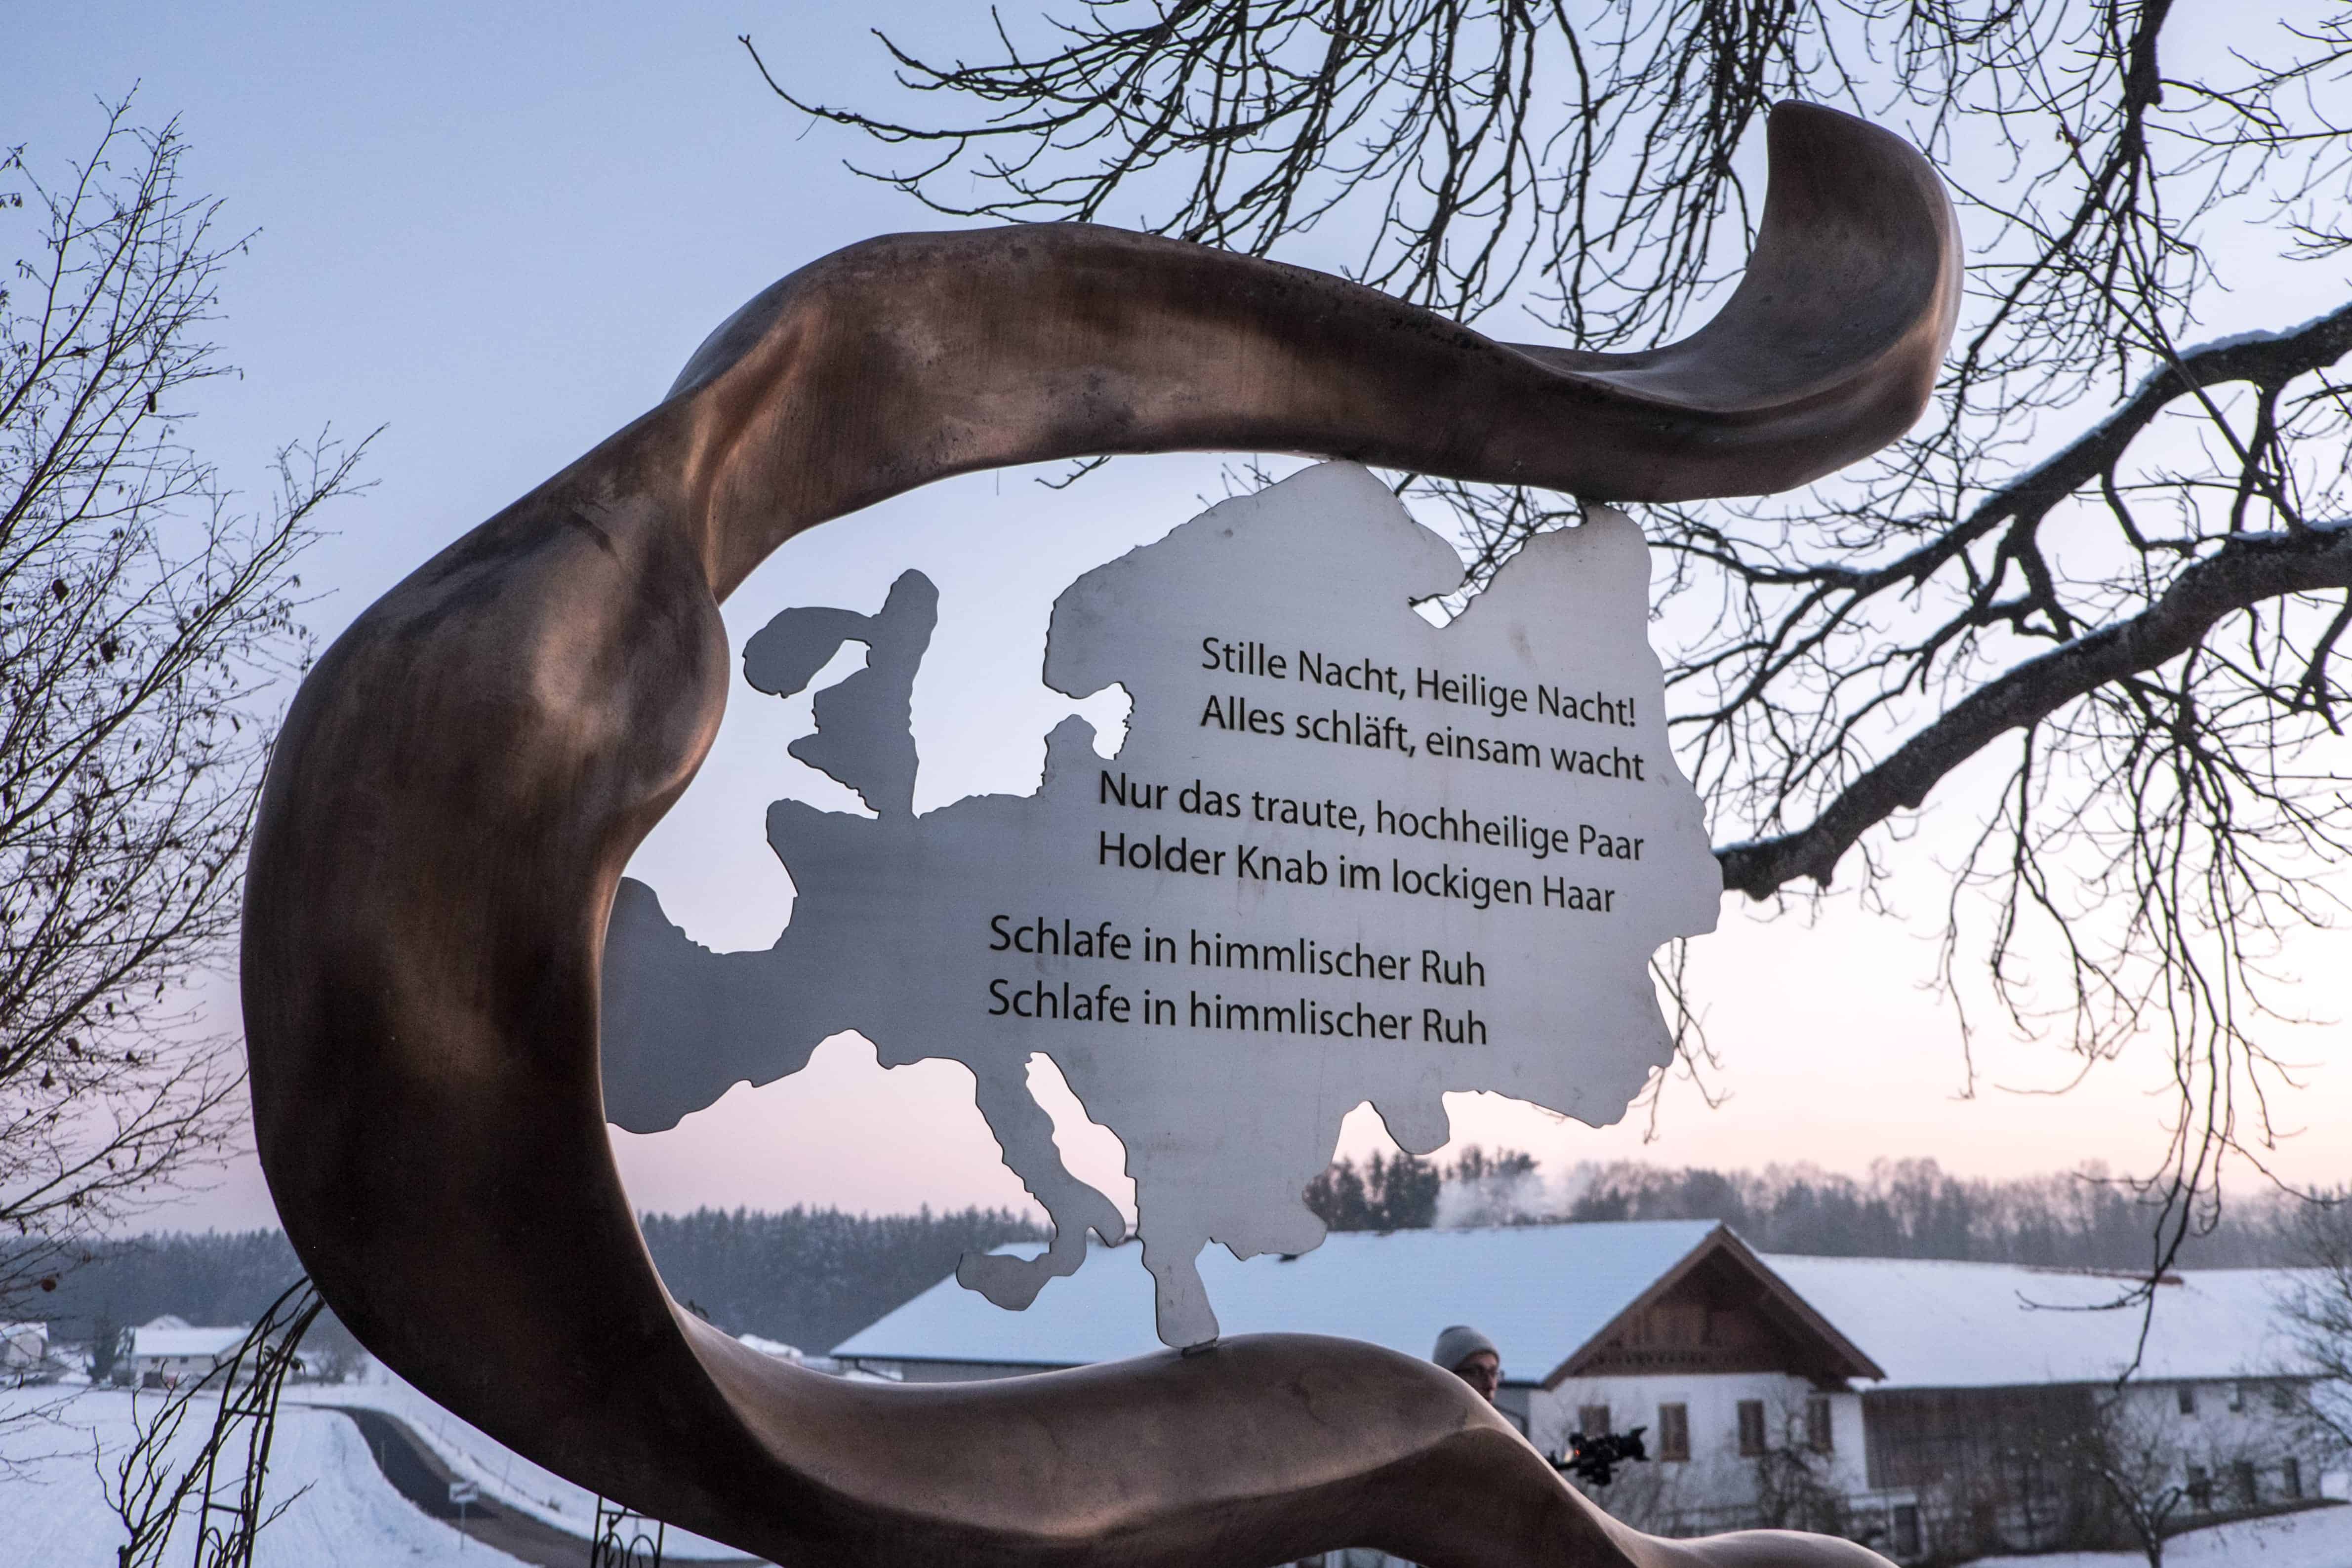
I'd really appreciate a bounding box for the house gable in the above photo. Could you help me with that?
[1545,1226,1884,1388]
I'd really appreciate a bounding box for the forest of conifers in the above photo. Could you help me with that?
[17,1206,1044,1357]
[19,1158,2315,1354]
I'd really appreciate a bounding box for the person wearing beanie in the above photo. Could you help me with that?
[1430,1324,1500,1403]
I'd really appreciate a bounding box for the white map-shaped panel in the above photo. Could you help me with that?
[602,462,1719,1347]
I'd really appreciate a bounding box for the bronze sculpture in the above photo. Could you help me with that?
[242,102,1958,1567]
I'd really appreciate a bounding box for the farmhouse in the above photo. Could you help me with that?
[120,1315,279,1387]
[832,1222,2337,1563]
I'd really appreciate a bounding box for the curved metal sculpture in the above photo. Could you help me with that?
[243,103,1958,1568]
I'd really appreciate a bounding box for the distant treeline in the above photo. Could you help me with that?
[13,1229,306,1344]
[15,1159,2310,1355]
[1316,1148,2305,1270]
[15,1205,1043,1355]
[1558,1160,2302,1268]
[640,1205,1043,1351]
[1306,1145,1534,1233]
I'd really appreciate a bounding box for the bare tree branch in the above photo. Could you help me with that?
[1722,517,2352,899]
[0,100,367,1315]
[765,2,2352,1258]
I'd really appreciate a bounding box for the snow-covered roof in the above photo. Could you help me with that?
[1758,1254,2319,1390]
[835,1221,1725,1376]
[129,1325,250,1361]
[834,1222,2320,1394]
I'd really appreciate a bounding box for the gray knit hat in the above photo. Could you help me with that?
[1431,1324,1499,1371]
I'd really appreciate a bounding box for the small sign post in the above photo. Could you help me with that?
[448,1479,479,1548]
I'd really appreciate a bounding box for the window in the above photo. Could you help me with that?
[1577,1404,1612,1437]
[1805,1394,1835,1454]
[2229,1382,2247,1413]
[2177,1385,2197,1416]
[1891,1504,1921,1559]
[2232,1460,2259,1508]
[2186,1465,2212,1512]
[1737,1399,1767,1456]
[1657,1403,1690,1461]
[2283,1457,2303,1500]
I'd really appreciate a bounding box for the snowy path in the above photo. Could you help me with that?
[284,1375,759,1559]
[329,1403,639,1568]
[0,1385,772,1566]
[1,1387,532,1567]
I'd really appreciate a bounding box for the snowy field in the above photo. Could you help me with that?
[0,1385,528,1567]
[1969,1502,2352,1567]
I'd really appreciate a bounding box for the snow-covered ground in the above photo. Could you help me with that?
[0,1386,529,1567]
[2,1368,762,1565]
[283,1368,746,1559]
[1969,1502,2352,1567]
[17,1376,2340,1568]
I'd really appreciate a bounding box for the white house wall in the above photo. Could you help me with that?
[2118,1378,2317,1505]
[1531,1371,1870,1508]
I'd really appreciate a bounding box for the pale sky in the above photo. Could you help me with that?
[18,1,2350,1234]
